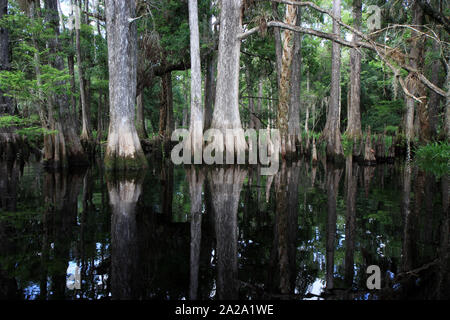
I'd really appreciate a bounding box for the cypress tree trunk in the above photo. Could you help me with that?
[244,65,256,129]
[272,2,282,87]
[210,0,246,155]
[75,0,92,147]
[104,0,147,170]
[0,0,13,115]
[405,1,428,144]
[444,56,450,141]
[427,37,442,140]
[346,0,362,139]
[322,0,344,162]
[188,0,203,159]
[277,4,297,157]
[203,5,215,131]
[44,0,88,168]
[135,92,147,140]
[287,7,302,154]
[158,71,174,141]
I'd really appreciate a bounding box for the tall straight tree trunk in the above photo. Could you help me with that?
[0,0,13,115]
[346,0,362,139]
[405,1,428,145]
[428,38,442,140]
[272,2,282,87]
[44,0,88,168]
[210,0,246,155]
[287,7,302,154]
[322,0,344,161]
[104,0,147,170]
[75,0,92,146]
[444,56,450,141]
[204,4,215,131]
[136,92,147,139]
[277,4,297,157]
[188,0,203,160]
[256,78,263,130]
[245,65,256,129]
[158,71,174,140]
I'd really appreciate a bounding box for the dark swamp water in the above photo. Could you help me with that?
[0,156,448,300]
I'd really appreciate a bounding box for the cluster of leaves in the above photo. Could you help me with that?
[414,142,450,178]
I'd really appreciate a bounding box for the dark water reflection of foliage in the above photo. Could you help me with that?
[0,157,448,300]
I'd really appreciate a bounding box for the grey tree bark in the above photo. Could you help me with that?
[75,0,92,147]
[210,0,246,155]
[346,0,362,140]
[188,0,203,159]
[272,2,283,87]
[288,7,302,153]
[322,0,344,161]
[204,4,215,131]
[104,0,147,170]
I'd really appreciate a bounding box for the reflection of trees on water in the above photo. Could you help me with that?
[325,163,343,292]
[187,167,205,300]
[208,167,246,300]
[0,158,448,300]
[344,157,358,288]
[108,174,144,300]
[43,170,84,299]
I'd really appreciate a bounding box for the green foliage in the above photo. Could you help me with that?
[415,142,450,178]
[362,100,404,133]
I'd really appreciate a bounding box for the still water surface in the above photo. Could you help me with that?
[0,157,448,300]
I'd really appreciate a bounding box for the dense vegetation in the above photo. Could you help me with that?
[0,0,448,171]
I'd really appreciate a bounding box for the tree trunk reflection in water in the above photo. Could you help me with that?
[108,174,145,300]
[275,161,301,296]
[44,170,84,299]
[436,175,449,298]
[0,160,21,299]
[344,157,359,287]
[187,167,205,300]
[208,167,246,300]
[325,164,342,291]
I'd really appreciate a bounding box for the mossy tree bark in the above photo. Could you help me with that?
[105,0,147,171]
